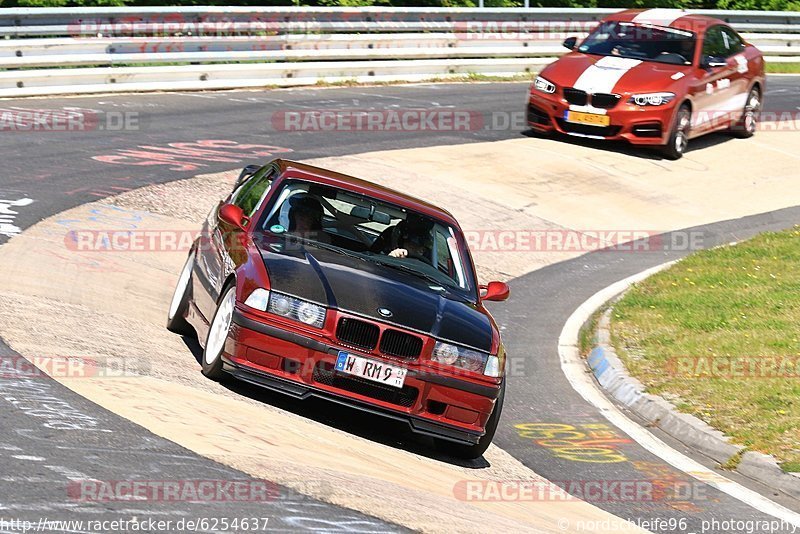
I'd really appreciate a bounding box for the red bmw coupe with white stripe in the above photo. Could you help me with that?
[527,9,765,159]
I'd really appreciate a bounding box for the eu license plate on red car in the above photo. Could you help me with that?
[335,351,407,389]
[564,110,611,126]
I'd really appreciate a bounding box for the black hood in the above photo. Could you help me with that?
[256,242,493,352]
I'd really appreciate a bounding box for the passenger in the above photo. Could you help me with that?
[287,194,329,243]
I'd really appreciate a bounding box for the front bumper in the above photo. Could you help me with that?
[527,91,676,146]
[224,308,501,445]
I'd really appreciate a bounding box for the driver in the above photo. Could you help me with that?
[372,215,433,262]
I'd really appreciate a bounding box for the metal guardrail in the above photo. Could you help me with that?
[0,7,798,98]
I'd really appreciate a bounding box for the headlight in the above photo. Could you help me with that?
[628,92,676,106]
[432,341,494,375]
[244,288,270,311]
[533,76,556,94]
[432,342,459,365]
[267,292,326,328]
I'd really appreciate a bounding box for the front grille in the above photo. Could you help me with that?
[336,317,379,351]
[591,93,621,109]
[313,362,418,408]
[556,118,622,137]
[379,329,423,359]
[563,88,588,106]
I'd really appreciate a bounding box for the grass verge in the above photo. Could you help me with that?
[610,226,800,471]
[766,62,800,74]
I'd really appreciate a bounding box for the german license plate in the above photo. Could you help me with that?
[564,110,610,126]
[335,351,407,389]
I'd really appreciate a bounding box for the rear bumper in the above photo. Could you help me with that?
[225,309,501,445]
[527,92,676,146]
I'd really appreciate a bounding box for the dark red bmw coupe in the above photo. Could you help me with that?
[167,159,509,458]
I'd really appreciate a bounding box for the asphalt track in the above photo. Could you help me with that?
[1,78,799,532]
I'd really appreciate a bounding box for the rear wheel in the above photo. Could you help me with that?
[435,381,505,460]
[661,104,691,160]
[166,250,196,337]
[730,87,761,138]
[202,284,236,381]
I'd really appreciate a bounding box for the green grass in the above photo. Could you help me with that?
[610,226,800,471]
[766,63,800,74]
[579,306,605,357]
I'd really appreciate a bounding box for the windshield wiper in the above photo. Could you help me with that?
[371,258,447,287]
[300,239,369,262]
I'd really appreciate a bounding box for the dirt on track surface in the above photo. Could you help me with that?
[0,130,798,532]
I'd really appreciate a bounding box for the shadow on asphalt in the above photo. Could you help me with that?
[520,128,736,159]
[180,335,491,469]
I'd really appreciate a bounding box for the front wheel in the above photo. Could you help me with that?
[435,381,505,460]
[730,87,761,138]
[661,104,691,160]
[202,284,236,381]
[166,250,196,337]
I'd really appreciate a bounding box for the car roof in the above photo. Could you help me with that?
[605,9,725,34]
[272,159,460,226]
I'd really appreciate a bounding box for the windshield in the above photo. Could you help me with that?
[257,179,476,297]
[579,21,696,66]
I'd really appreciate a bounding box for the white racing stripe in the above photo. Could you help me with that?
[693,91,749,126]
[632,8,687,27]
[572,56,642,94]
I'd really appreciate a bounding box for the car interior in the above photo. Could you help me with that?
[581,21,696,65]
[259,180,467,288]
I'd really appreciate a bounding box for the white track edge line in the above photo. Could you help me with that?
[557,260,800,527]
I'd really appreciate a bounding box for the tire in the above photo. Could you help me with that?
[661,104,691,160]
[435,380,506,460]
[201,283,236,381]
[730,87,761,139]
[166,250,196,337]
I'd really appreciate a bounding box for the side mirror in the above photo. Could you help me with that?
[235,164,261,189]
[702,55,727,69]
[219,203,249,230]
[562,36,578,51]
[481,281,510,302]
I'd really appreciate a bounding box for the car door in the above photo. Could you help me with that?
[690,25,738,134]
[719,25,750,125]
[193,166,275,321]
